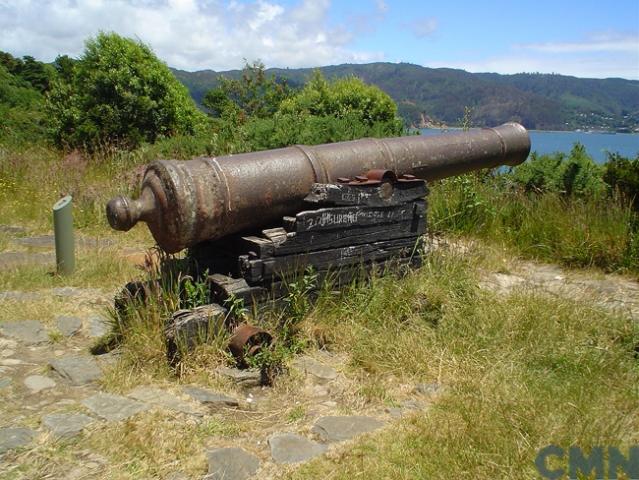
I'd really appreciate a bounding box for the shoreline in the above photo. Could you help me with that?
[417,126,638,135]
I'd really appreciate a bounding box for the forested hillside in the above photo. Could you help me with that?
[173,62,639,131]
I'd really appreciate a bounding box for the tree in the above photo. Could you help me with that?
[0,51,23,75]
[47,32,207,149]
[279,70,400,127]
[19,56,55,93]
[202,61,292,120]
[0,51,56,93]
[202,66,404,153]
[0,64,48,144]
[53,55,76,83]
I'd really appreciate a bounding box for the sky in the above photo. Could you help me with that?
[0,0,638,79]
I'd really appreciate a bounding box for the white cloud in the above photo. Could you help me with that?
[431,54,638,80]
[517,32,639,54]
[0,0,383,70]
[429,33,639,79]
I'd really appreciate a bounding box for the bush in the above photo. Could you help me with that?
[430,156,638,272]
[203,67,405,152]
[509,143,605,196]
[279,71,400,126]
[0,64,49,146]
[47,32,208,150]
[603,152,639,209]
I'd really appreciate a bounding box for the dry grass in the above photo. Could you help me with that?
[0,247,141,293]
[1,410,240,479]
[2,144,638,479]
[1,243,637,479]
[286,248,639,480]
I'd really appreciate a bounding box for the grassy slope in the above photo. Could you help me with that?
[1,239,636,479]
[288,248,638,479]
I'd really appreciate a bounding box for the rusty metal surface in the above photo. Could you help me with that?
[228,323,273,366]
[107,123,530,252]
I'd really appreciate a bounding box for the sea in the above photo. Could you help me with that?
[419,128,639,164]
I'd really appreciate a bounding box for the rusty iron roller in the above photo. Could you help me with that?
[107,122,531,253]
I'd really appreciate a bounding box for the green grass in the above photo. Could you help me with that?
[0,248,139,292]
[288,249,639,479]
[2,141,638,479]
[429,174,638,273]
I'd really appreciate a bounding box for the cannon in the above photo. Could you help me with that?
[109,123,530,366]
[107,123,530,254]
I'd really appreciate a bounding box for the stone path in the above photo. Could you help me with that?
[0,287,112,306]
[429,236,639,321]
[49,355,103,385]
[268,433,327,464]
[480,261,639,320]
[0,428,37,455]
[0,229,115,271]
[0,299,423,479]
[4,226,635,478]
[0,320,49,344]
[0,251,55,270]
[24,375,56,393]
[205,448,260,480]
[12,235,114,250]
[311,415,385,443]
[42,413,94,439]
[81,393,150,421]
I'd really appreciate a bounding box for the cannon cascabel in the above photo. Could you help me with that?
[106,122,530,253]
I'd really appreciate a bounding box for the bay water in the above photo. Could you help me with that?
[420,128,639,163]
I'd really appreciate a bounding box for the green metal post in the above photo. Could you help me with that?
[53,195,75,275]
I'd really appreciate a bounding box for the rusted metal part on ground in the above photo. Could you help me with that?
[106,123,531,253]
[228,324,273,366]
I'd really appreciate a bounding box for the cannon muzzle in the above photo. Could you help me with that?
[107,123,530,253]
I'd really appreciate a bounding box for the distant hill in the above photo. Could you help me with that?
[172,62,639,132]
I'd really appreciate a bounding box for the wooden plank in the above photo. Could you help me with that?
[262,227,288,241]
[241,236,423,283]
[241,217,425,259]
[207,274,267,305]
[238,235,275,257]
[291,200,425,233]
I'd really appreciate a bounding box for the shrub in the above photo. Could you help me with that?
[509,143,605,196]
[47,32,208,150]
[279,70,403,133]
[603,152,639,209]
[0,64,49,146]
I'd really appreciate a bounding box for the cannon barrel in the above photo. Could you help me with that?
[107,122,530,253]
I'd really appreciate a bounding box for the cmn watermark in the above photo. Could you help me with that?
[535,445,638,479]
